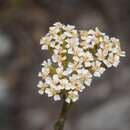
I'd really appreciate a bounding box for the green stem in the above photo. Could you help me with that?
[54,100,72,130]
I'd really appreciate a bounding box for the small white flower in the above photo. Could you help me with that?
[65,38,79,54]
[96,48,108,61]
[80,30,88,40]
[53,22,63,28]
[53,74,60,84]
[38,67,50,79]
[104,53,120,68]
[52,54,66,65]
[37,81,47,95]
[92,61,106,77]
[80,51,93,67]
[45,88,53,97]
[40,35,52,50]
[66,91,79,103]
[65,98,71,104]
[60,79,71,90]
[93,67,106,77]
[38,89,44,95]
[86,35,96,48]
[54,94,61,101]
[67,62,82,72]
[77,68,92,86]
[37,81,44,88]
[41,59,52,67]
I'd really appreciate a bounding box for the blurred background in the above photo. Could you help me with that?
[0,0,129,130]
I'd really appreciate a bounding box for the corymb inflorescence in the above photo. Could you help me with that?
[37,22,125,103]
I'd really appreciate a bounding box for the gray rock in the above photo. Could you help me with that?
[76,96,130,130]
[0,32,12,58]
[0,78,9,104]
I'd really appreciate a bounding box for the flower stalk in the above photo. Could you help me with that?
[54,98,72,130]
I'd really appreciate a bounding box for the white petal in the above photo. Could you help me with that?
[84,79,92,86]
[72,96,79,102]
[38,89,44,95]
[113,60,120,67]
[85,62,91,67]
[54,95,61,101]
[94,71,101,77]
[65,98,71,103]
[41,45,48,50]
[52,55,58,63]
[100,67,105,74]
[68,48,73,54]
[53,74,59,81]
[37,81,44,88]
[45,77,51,85]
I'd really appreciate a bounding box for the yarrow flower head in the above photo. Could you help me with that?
[37,22,126,103]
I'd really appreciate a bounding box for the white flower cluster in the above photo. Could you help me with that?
[37,22,125,103]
